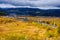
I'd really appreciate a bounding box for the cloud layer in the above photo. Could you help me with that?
[0,0,60,9]
[0,4,16,8]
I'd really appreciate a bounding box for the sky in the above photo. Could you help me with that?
[0,0,60,9]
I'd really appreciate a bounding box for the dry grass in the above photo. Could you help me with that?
[0,16,60,40]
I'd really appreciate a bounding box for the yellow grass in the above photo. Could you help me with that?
[0,16,60,40]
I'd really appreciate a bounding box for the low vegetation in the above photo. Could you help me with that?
[0,16,60,40]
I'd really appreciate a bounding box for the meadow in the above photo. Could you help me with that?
[0,16,60,40]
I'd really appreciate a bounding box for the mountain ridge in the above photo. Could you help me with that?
[0,8,60,17]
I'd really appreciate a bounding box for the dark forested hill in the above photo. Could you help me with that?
[0,8,60,17]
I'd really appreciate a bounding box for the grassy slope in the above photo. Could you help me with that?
[0,16,60,40]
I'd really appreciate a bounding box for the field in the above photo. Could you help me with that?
[0,16,60,40]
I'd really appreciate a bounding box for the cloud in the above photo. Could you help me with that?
[0,0,60,9]
[37,6,60,10]
[0,3,60,10]
[0,0,60,6]
[0,4,16,8]
[0,3,33,8]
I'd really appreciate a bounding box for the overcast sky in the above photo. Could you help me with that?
[0,0,60,9]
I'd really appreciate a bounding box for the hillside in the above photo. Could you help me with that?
[0,16,60,40]
[0,8,60,17]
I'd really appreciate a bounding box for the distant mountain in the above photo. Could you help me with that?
[0,8,60,17]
